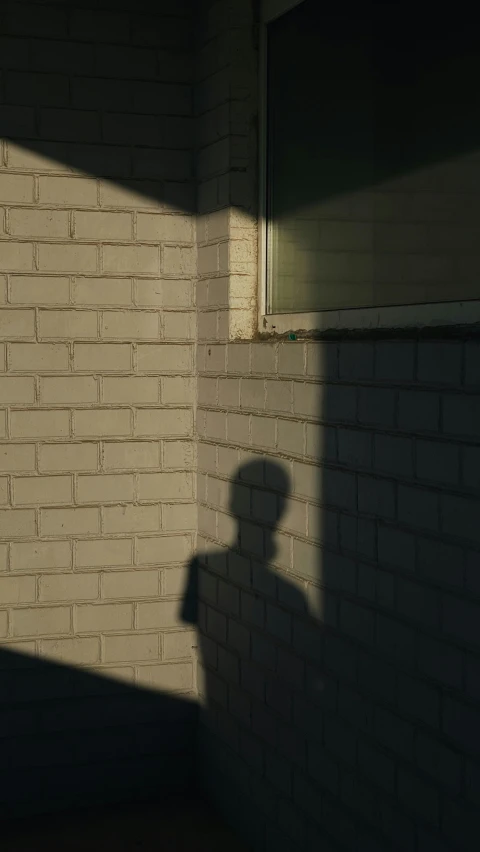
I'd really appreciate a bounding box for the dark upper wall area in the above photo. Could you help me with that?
[0,0,195,212]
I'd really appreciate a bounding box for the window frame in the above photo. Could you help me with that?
[258,0,480,334]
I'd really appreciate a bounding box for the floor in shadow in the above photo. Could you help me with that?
[3,794,248,852]
[0,646,197,819]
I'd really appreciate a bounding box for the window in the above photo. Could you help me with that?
[260,0,480,332]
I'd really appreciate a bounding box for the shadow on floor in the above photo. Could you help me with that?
[3,794,248,852]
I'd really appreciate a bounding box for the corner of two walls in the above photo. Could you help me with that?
[2,1,480,847]
[194,0,328,842]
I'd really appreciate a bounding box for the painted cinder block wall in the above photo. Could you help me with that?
[195,2,480,852]
[1,0,480,849]
[0,0,198,814]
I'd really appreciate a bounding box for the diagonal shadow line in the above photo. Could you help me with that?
[0,0,196,214]
[0,644,198,819]
[268,0,480,220]
[1,0,480,221]
[0,0,479,224]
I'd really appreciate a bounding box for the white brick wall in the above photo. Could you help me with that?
[0,0,197,814]
[2,0,480,847]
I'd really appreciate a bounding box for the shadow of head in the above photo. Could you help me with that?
[230,458,291,557]
[181,457,291,625]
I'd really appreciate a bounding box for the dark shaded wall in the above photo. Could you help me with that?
[267,1,480,313]
[195,3,480,852]
[198,335,480,852]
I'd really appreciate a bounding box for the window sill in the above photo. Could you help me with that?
[259,300,480,338]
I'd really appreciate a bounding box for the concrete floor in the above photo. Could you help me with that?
[3,796,247,852]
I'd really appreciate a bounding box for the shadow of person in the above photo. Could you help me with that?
[181,458,323,848]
